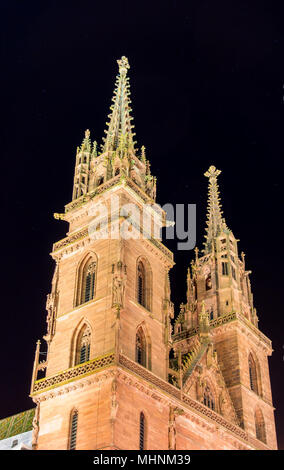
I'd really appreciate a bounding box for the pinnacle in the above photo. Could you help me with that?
[203,165,229,253]
[102,57,136,154]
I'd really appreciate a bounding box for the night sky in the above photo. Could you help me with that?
[1,1,283,449]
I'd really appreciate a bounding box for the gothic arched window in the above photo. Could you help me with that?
[83,262,96,304]
[136,327,146,367]
[203,385,215,411]
[139,412,145,450]
[97,176,104,186]
[137,261,145,307]
[136,258,152,311]
[255,408,266,443]
[75,325,91,365]
[248,353,259,394]
[69,410,78,450]
[205,273,212,291]
[76,256,97,306]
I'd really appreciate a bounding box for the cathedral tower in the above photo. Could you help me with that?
[173,166,277,449]
[30,59,277,450]
[30,57,174,450]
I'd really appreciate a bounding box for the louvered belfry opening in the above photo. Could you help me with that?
[203,386,215,411]
[69,410,78,450]
[136,327,146,367]
[255,408,266,443]
[248,354,259,394]
[139,412,145,450]
[76,325,91,365]
[79,342,90,364]
[81,261,96,304]
[137,261,145,307]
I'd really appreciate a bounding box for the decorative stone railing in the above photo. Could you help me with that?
[31,351,115,395]
[53,209,173,263]
[181,394,247,441]
[118,354,248,443]
[247,435,270,451]
[30,349,267,449]
[53,227,89,252]
[64,174,157,214]
[172,311,271,348]
[64,175,122,213]
[119,354,181,399]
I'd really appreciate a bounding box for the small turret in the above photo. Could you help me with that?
[72,129,92,200]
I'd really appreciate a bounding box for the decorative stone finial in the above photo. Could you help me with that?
[117,56,130,74]
[204,165,221,179]
[85,129,90,139]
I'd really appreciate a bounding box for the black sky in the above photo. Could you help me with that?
[0,0,283,449]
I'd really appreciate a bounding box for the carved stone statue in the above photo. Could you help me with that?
[32,404,40,450]
[168,406,176,450]
[112,276,125,308]
[196,375,205,402]
[110,378,118,420]
[112,261,127,309]
[219,389,227,416]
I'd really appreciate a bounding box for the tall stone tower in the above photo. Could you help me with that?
[30,56,174,450]
[173,165,277,449]
[30,58,277,450]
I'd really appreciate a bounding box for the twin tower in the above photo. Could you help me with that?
[30,57,277,450]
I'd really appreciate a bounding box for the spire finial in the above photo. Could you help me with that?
[203,165,228,253]
[85,129,90,139]
[117,56,130,75]
[204,165,221,180]
[102,56,136,154]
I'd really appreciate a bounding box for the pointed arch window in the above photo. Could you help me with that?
[203,385,215,410]
[205,273,212,291]
[222,262,229,275]
[136,327,146,367]
[76,256,97,306]
[137,261,145,307]
[136,258,152,311]
[75,325,91,365]
[139,412,145,450]
[82,262,96,304]
[255,408,266,443]
[248,353,259,394]
[69,410,78,450]
[97,176,104,186]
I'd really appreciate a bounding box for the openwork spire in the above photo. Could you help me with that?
[102,56,136,154]
[204,165,228,253]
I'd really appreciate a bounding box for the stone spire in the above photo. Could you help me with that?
[70,57,156,202]
[203,165,229,254]
[102,56,136,154]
